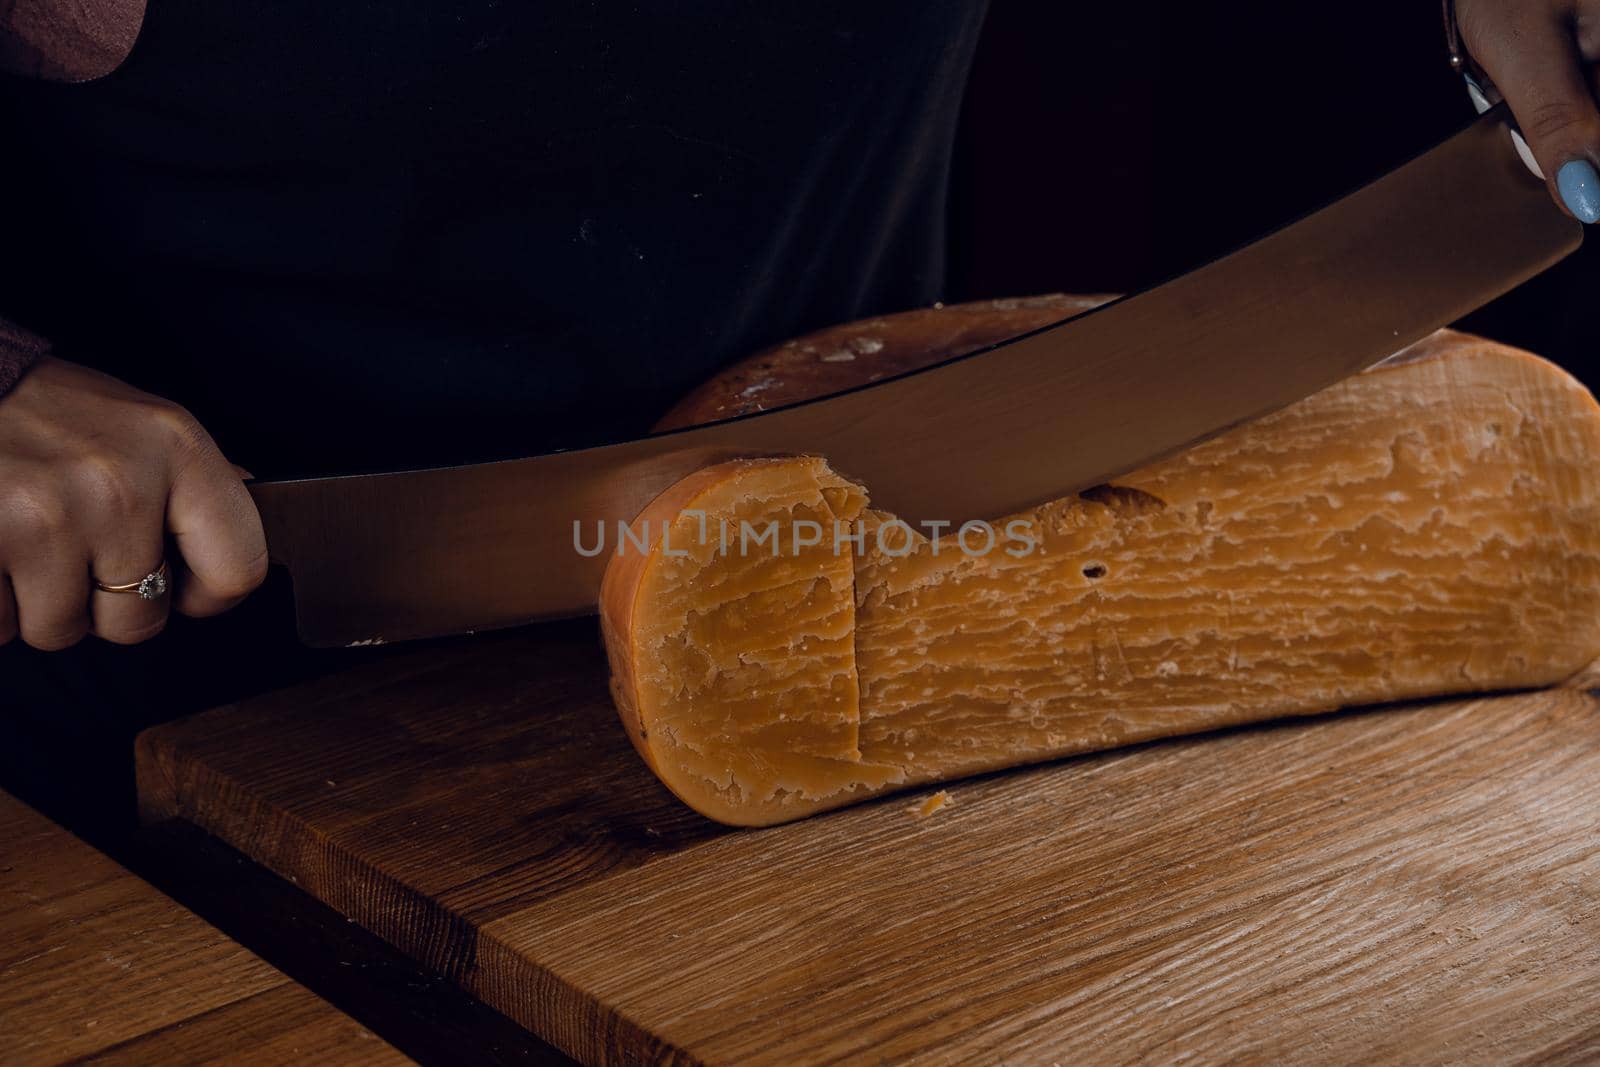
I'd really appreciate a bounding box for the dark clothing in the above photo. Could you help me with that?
[2,0,987,476]
[0,1,988,837]
[0,318,44,394]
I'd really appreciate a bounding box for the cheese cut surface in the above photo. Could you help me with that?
[601,336,1600,826]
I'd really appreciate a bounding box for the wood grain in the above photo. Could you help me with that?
[136,623,1600,1065]
[0,791,408,1065]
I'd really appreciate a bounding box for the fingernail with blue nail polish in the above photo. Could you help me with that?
[1557,160,1600,224]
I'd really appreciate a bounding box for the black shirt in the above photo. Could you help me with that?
[1,0,988,476]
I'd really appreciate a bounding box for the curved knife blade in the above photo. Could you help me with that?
[252,104,1581,646]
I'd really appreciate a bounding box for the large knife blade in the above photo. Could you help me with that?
[252,104,1580,646]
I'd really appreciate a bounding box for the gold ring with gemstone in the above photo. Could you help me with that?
[95,561,170,600]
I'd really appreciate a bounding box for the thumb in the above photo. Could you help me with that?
[1462,1,1600,221]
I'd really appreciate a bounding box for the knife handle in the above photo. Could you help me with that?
[1443,0,1542,179]
[1462,77,1542,179]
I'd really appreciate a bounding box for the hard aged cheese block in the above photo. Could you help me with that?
[601,337,1600,826]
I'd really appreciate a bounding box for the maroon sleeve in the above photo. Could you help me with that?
[0,319,50,399]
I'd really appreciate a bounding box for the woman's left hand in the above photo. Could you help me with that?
[1455,0,1600,222]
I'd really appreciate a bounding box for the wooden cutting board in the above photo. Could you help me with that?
[135,621,1600,1065]
[0,790,408,1065]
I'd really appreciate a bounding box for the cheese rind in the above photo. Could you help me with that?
[603,337,1600,826]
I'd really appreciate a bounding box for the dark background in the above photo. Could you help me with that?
[948,2,1599,385]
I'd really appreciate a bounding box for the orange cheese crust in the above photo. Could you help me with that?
[603,334,1600,826]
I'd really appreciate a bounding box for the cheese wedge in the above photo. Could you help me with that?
[602,334,1600,826]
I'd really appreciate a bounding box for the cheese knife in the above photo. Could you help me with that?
[250,104,1581,646]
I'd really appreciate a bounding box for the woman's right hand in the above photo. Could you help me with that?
[0,357,267,649]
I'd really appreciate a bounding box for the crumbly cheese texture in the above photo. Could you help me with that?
[601,339,1600,826]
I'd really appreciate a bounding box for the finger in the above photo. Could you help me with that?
[0,575,17,646]
[167,453,268,618]
[89,517,171,645]
[1464,2,1600,221]
[11,550,92,651]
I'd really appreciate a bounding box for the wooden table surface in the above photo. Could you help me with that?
[0,790,409,1065]
[136,621,1600,1065]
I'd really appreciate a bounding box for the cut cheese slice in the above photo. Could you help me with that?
[602,334,1600,826]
